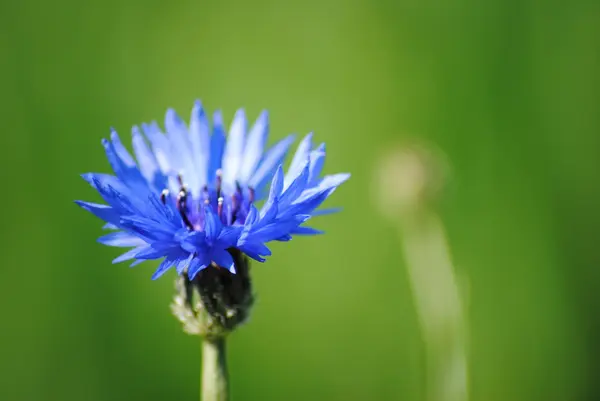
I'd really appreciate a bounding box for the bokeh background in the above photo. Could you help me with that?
[1,0,599,400]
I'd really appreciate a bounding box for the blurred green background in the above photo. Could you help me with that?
[1,0,599,400]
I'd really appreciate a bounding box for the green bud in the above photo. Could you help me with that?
[171,249,254,339]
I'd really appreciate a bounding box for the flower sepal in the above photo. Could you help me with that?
[171,249,253,339]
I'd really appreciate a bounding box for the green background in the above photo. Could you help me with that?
[1,0,599,400]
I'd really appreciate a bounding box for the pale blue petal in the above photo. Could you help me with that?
[222,109,247,191]
[98,231,147,247]
[284,132,313,189]
[296,173,351,203]
[189,100,210,191]
[259,165,283,220]
[142,122,173,174]
[248,134,295,194]
[238,110,268,184]
[132,126,166,192]
[176,253,195,274]
[311,207,342,216]
[112,245,149,264]
[279,161,309,209]
[165,109,198,191]
[110,129,137,167]
[208,110,226,183]
[308,143,326,186]
[290,226,324,235]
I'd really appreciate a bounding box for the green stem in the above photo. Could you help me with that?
[201,337,229,401]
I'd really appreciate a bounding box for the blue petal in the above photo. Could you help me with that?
[208,110,226,183]
[216,226,242,248]
[212,249,235,273]
[248,134,295,194]
[203,206,223,241]
[180,231,207,253]
[279,161,310,209]
[259,165,283,220]
[238,110,268,184]
[308,143,326,186]
[81,173,129,195]
[311,207,342,216]
[290,226,324,235]
[152,257,175,280]
[281,188,337,220]
[113,245,149,264]
[188,257,209,280]
[189,100,210,192]
[222,109,247,191]
[110,129,137,167]
[241,250,266,263]
[103,134,149,194]
[238,241,272,257]
[284,132,312,189]
[142,122,172,174]
[244,204,259,226]
[135,243,176,260]
[308,173,351,194]
[176,253,195,274]
[75,201,120,225]
[132,126,167,191]
[165,109,199,190]
[98,231,147,247]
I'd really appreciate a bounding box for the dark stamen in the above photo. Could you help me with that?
[248,187,255,203]
[177,190,194,230]
[160,189,169,205]
[216,169,223,199]
[217,197,224,218]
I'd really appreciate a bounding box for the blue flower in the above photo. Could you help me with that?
[77,101,349,280]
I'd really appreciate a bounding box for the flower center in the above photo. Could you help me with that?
[160,169,256,231]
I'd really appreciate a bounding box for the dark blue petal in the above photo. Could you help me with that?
[216,226,242,248]
[203,206,222,242]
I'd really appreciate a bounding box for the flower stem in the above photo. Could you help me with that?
[201,337,229,401]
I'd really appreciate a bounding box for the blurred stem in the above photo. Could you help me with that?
[201,337,229,401]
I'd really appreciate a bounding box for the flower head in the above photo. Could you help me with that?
[77,101,349,280]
